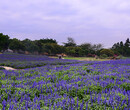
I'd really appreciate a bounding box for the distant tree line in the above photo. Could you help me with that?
[111,38,130,56]
[0,33,130,57]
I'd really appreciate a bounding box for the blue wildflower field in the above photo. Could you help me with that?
[0,53,130,110]
[0,53,80,69]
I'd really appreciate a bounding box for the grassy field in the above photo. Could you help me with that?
[121,56,130,59]
[50,56,130,61]
[50,56,109,61]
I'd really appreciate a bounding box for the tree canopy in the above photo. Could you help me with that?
[0,33,129,57]
[63,37,76,47]
[0,33,10,51]
[112,38,130,56]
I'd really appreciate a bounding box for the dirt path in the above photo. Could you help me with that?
[0,66,17,70]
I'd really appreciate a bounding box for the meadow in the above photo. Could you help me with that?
[50,56,109,61]
[0,53,130,110]
[0,53,80,69]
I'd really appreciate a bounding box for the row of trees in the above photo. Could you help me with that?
[112,38,130,56]
[0,33,130,57]
[0,33,65,55]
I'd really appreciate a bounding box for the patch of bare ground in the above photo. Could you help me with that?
[0,66,17,70]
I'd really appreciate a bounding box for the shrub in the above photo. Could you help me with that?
[0,67,5,70]
[100,49,114,57]
[100,54,108,59]
[87,53,95,57]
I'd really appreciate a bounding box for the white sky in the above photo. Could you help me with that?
[0,0,130,47]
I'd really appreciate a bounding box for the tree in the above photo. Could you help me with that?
[100,49,114,57]
[42,43,65,55]
[92,44,103,51]
[0,33,10,51]
[39,38,57,44]
[74,47,84,57]
[80,43,92,50]
[112,38,130,56]
[63,37,76,47]
[22,39,32,51]
[65,46,84,57]
[79,43,103,56]
[22,39,39,53]
[35,38,57,53]
[79,43,92,56]
[124,38,130,56]
[50,44,65,54]
[29,43,39,53]
[125,38,130,47]
[65,47,76,56]
[9,38,25,52]
[118,41,124,55]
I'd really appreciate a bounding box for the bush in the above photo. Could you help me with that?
[100,49,114,57]
[0,67,5,70]
[117,55,123,59]
[100,54,108,59]
[87,53,96,57]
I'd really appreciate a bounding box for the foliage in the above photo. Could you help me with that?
[100,49,114,57]
[22,39,39,53]
[0,67,5,70]
[112,38,130,56]
[0,32,129,57]
[0,53,129,109]
[100,54,108,59]
[34,38,57,53]
[0,33,10,51]
[0,53,80,69]
[42,43,65,55]
[0,55,130,109]
[79,43,103,56]
[63,37,76,47]
[65,47,84,57]
[9,38,25,52]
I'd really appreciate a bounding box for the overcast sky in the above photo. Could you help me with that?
[0,0,130,48]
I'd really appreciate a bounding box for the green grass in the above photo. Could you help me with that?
[51,56,130,61]
[50,56,109,61]
[121,56,130,59]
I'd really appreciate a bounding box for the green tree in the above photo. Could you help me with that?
[125,38,130,47]
[0,33,10,51]
[100,49,114,57]
[124,38,130,56]
[65,47,84,57]
[63,37,76,47]
[65,47,76,56]
[22,39,39,53]
[39,38,57,44]
[35,38,57,53]
[112,38,130,56]
[50,44,65,54]
[22,39,32,51]
[42,43,65,55]
[80,43,92,50]
[29,43,39,53]
[79,43,92,56]
[92,44,103,52]
[118,41,124,55]
[42,43,54,54]
[9,38,25,53]
[74,47,84,57]
[79,43,103,56]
